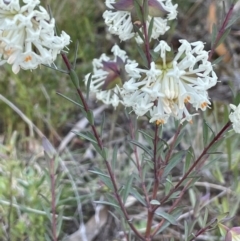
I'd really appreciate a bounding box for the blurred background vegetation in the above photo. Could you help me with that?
[1,0,240,240]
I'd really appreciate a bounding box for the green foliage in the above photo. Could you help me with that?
[0,152,48,240]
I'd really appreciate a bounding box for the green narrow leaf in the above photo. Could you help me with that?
[130,188,146,206]
[148,17,154,41]
[226,137,232,169]
[94,200,120,209]
[73,131,97,144]
[143,0,149,22]
[133,24,145,42]
[56,92,83,108]
[41,204,51,222]
[184,220,189,241]
[111,145,118,171]
[202,119,209,146]
[226,10,240,28]
[44,234,52,241]
[184,146,194,174]
[135,43,149,68]
[55,186,64,207]
[138,129,154,140]
[99,175,114,190]
[157,138,169,158]
[169,191,181,200]
[57,208,64,237]
[150,199,160,205]
[211,23,218,48]
[173,130,186,149]
[128,139,153,158]
[215,27,231,48]
[87,110,94,125]
[187,219,199,241]
[100,111,105,138]
[73,41,79,70]
[123,175,135,203]
[165,177,173,195]
[202,208,209,227]
[92,142,105,157]
[138,129,154,148]
[133,0,143,23]
[142,161,151,180]
[163,150,185,177]
[88,169,110,178]
[101,147,107,160]
[86,73,92,101]
[155,210,177,225]
[212,55,223,65]
[207,137,225,153]
[156,207,182,234]
[69,68,80,88]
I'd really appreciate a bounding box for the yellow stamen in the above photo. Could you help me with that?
[200,102,208,109]
[24,56,32,62]
[184,96,191,103]
[156,119,165,125]
[6,48,13,56]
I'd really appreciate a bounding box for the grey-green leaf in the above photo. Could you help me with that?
[155,210,177,225]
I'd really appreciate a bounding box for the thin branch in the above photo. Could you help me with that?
[154,121,231,212]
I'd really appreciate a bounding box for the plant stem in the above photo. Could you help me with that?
[61,53,144,240]
[50,156,57,241]
[145,123,160,239]
[154,121,231,212]
[141,0,152,68]
[208,3,234,61]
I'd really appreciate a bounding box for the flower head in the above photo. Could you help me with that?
[0,0,70,73]
[103,0,177,43]
[85,45,136,108]
[229,103,240,133]
[122,40,218,124]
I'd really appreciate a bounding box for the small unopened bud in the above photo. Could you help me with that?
[101,56,126,90]
[3,0,11,4]
[112,0,134,11]
[148,0,169,17]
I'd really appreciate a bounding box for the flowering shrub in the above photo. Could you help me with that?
[1,0,240,240]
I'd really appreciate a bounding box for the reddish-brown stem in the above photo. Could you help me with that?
[145,124,160,239]
[208,4,234,61]
[50,156,57,241]
[145,211,154,240]
[61,54,144,240]
[188,224,212,241]
[141,0,152,68]
[153,121,231,212]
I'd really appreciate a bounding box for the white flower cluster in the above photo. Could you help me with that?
[229,104,240,134]
[0,0,70,74]
[85,42,218,123]
[84,45,136,108]
[85,0,218,124]
[103,0,177,43]
[122,40,217,123]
